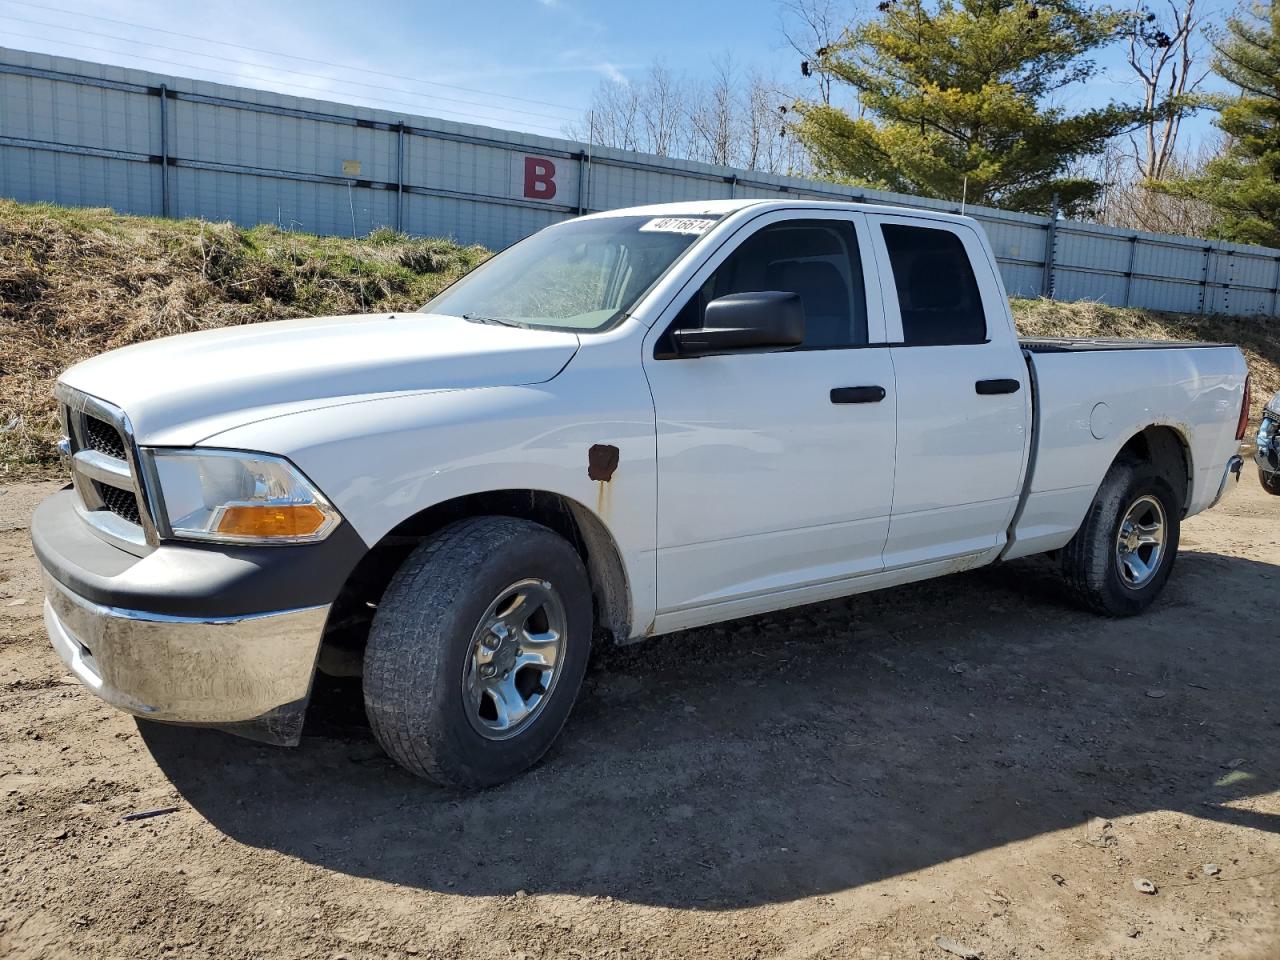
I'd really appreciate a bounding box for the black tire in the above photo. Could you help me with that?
[1059,456,1182,617]
[1261,469,1280,496]
[363,516,592,789]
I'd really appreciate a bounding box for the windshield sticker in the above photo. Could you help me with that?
[638,217,717,236]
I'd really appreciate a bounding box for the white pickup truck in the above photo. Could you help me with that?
[34,199,1250,788]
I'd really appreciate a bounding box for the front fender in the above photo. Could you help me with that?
[205,380,658,638]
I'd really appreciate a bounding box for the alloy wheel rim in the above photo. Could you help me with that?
[1115,494,1167,590]
[462,578,567,740]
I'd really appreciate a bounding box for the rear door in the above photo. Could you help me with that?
[865,214,1031,569]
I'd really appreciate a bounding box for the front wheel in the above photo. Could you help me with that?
[1059,457,1181,616]
[1261,468,1280,496]
[363,516,592,789]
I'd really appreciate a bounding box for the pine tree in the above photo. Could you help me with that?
[793,0,1143,215]
[1157,2,1280,246]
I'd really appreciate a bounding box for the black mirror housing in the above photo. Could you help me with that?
[671,291,805,358]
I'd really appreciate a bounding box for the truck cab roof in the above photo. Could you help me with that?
[579,197,979,228]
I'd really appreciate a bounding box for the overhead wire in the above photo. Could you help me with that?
[0,12,578,129]
[0,0,583,115]
[0,38,571,134]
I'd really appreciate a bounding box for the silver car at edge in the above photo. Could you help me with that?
[1257,391,1280,495]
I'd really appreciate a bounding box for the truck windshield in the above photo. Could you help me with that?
[419,214,720,332]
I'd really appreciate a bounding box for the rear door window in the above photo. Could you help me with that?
[881,225,986,346]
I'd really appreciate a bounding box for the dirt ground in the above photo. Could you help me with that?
[1,468,1277,960]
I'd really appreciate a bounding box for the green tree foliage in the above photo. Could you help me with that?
[793,0,1143,215]
[1157,2,1280,246]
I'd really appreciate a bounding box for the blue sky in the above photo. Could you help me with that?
[0,0,1233,149]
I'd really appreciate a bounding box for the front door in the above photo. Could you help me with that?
[644,211,899,630]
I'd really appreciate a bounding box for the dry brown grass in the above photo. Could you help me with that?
[1012,297,1280,424]
[0,200,488,479]
[2,200,1276,481]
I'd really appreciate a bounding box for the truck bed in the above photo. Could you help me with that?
[1005,337,1247,562]
[1020,337,1233,353]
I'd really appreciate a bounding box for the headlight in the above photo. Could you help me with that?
[143,449,341,544]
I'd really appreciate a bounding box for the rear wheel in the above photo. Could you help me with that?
[363,516,592,789]
[1261,469,1280,496]
[1059,457,1181,616]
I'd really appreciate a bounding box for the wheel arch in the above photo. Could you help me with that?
[1113,423,1193,515]
[318,489,632,677]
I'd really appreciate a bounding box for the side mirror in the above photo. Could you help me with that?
[671,291,805,358]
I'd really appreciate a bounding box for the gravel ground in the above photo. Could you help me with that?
[1,467,1277,960]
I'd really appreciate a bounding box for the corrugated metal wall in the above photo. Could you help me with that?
[4,46,1279,317]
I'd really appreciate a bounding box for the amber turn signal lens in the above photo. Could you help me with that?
[215,503,328,539]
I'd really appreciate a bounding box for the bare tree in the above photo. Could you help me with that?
[638,63,686,158]
[1124,0,1209,181]
[778,0,851,106]
[566,56,810,175]
[688,57,739,166]
[743,72,813,176]
[742,70,778,171]
[566,66,681,157]
[572,79,642,152]
[1085,141,1218,237]
[1074,2,1214,235]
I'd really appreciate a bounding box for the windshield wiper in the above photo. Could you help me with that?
[462,313,526,328]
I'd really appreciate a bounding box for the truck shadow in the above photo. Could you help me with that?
[139,548,1280,910]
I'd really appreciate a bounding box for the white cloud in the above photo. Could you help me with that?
[597,61,626,84]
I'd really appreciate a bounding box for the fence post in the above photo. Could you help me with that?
[1123,234,1138,307]
[1041,193,1059,299]
[1272,257,1280,316]
[577,150,593,214]
[1222,251,1233,316]
[395,123,405,232]
[1200,244,1213,314]
[158,84,170,218]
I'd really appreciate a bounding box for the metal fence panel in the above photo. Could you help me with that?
[996,262,1046,300]
[1131,275,1203,314]
[3,69,154,155]
[1057,229,1129,272]
[2,46,1278,318]
[1217,250,1277,290]
[1055,267,1128,306]
[1217,287,1274,315]
[1134,240,1207,281]
[171,167,399,238]
[1,144,158,214]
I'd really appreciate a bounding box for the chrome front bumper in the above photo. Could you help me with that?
[43,573,329,745]
[1257,412,1278,475]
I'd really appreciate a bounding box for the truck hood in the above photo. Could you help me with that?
[58,312,580,445]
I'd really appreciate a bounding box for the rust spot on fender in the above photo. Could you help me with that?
[587,444,620,482]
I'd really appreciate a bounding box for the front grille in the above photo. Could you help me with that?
[94,481,142,524]
[57,386,155,550]
[83,414,127,459]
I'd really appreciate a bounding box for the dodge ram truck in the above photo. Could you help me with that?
[33,199,1251,788]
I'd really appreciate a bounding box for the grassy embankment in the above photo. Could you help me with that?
[2,199,1276,480]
